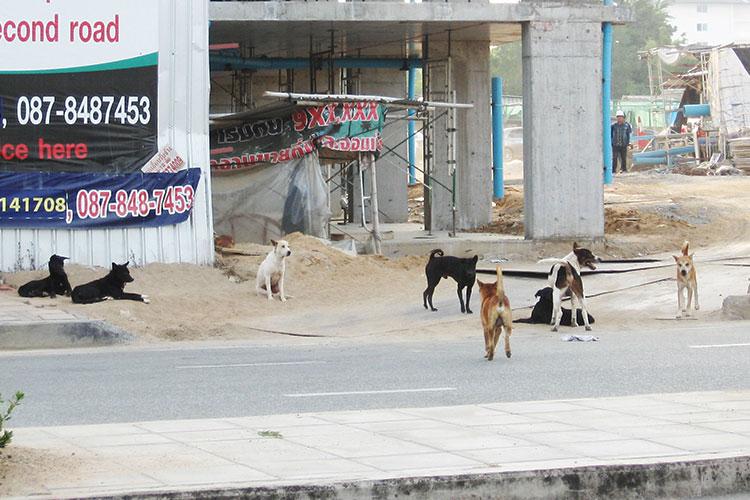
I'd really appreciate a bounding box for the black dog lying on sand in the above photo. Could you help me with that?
[72,262,150,304]
[423,249,478,314]
[18,255,73,298]
[515,287,595,326]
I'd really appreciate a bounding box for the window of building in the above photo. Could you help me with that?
[697,23,709,32]
[697,3,708,13]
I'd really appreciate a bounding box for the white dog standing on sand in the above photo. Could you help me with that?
[256,239,292,301]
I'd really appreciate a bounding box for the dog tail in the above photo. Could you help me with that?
[428,249,444,259]
[495,266,505,299]
[682,241,689,256]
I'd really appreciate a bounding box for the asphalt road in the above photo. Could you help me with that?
[2,321,750,427]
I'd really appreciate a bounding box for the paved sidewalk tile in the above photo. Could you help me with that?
[8,390,750,499]
[0,292,86,323]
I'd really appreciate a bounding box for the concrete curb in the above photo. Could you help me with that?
[0,320,135,350]
[74,456,750,500]
[375,237,608,260]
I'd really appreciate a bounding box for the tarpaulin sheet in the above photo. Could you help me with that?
[212,154,330,244]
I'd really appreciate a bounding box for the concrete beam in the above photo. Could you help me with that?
[210,2,632,24]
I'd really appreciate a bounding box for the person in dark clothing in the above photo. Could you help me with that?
[611,110,632,174]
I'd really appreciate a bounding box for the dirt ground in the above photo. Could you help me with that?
[465,174,750,258]
[1,174,749,346]
[0,446,83,497]
[2,232,427,343]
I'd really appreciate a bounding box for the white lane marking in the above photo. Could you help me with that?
[176,361,325,369]
[284,387,457,398]
[689,343,750,349]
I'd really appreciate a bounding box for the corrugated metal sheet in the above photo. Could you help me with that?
[0,0,214,272]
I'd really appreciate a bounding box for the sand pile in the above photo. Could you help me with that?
[2,233,428,342]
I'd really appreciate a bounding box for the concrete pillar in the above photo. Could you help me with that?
[354,68,409,224]
[430,40,492,231]
[522,20,605,240]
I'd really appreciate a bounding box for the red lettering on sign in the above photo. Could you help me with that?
[37,138,89,160]
[325,104,338,125]
[0,143,29,161]
[292,110,308,132]
[340,103,355,123]
[307,106,327,128]
[352,102,368,121]
[364,102,379,121]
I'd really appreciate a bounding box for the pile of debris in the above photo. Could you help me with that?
[669,153,743,176]
[729,136,750,174]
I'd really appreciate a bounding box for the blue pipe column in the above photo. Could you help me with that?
[407,67,417,185]
[602,0,614,185]
[491,77,504,199]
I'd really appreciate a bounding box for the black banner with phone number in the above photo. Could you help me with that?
[0,63,157,173]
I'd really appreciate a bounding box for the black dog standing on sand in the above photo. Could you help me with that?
[423,249,478,313]
[18,255,73,298]
[515,287,595,326]
[72,262,150,304]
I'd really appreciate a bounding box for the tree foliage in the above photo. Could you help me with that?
[488,0,677,99]
[0,391,25,448]
[612,0,676,99]
[490,42,522,96]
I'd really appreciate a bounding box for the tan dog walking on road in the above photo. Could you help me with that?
[674,241,699,318]
[478,266,512,361]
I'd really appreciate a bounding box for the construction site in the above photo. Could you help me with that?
[2,1,750,498]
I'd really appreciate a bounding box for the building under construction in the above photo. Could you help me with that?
[208,0,631,245]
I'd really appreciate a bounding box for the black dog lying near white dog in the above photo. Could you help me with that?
[18,255,73,298]
[72,262,150,304]
[515,287,595,326]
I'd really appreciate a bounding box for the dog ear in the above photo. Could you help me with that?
[472,255,478,263]
[270,239,278,247]
[112,262,117,269]
[573,242,579,250]
[673,255,680,262]
[125,261,130,267]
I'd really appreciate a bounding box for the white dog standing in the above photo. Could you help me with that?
[256,239,292,301]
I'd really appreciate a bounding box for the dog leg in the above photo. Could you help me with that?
[265,276,274,301]
[426,287,438,312]
[676,285,683,318]
[579,295,592,331]
[504,324,512,358]
[457,285,466,313]
[492,325,502,361]
[465,285,473,314]
[487,327,496,361]
[279,277,287,303]
[569,294,579,328]
[551,288,562,332]
[686,286,693,316]
[482,327,492,361]
[693,283,700,311]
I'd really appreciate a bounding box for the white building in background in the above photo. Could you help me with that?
[666,0,750,45]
